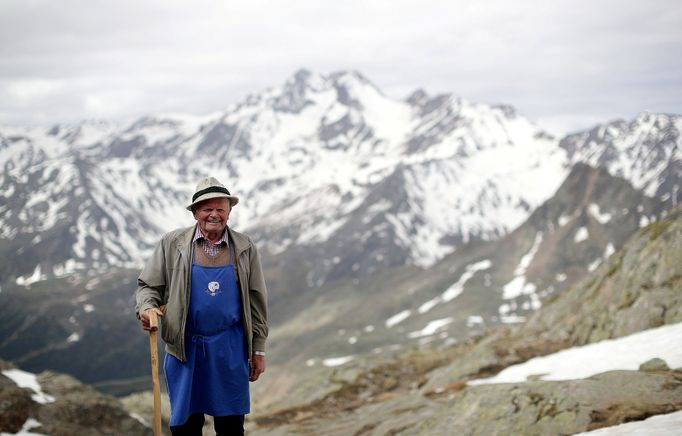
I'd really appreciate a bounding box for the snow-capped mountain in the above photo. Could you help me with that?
[561,112,681,203]
[0,69,680,288]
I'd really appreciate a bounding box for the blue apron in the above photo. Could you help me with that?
[164,246,250,426]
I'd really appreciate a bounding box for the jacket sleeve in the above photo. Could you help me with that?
[248,238,269,353]
[135,237,167,319]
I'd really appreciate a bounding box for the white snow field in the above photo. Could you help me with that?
[471,322,682,384]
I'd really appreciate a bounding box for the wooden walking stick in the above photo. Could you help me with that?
[149,311,162,436]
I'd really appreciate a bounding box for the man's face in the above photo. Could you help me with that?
[193,197,231,235]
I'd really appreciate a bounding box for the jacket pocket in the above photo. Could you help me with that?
[160,315,176,345]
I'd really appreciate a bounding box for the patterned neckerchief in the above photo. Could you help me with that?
[193,226,229,257]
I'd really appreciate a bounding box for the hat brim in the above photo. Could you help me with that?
[186,193,239,211]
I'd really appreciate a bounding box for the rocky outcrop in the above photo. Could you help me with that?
[414,369,682,436]
[0,360,151,435]
[0,363,34,434]
[249,366,682,435]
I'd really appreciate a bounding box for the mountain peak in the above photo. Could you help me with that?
[406,88,429,106]
[285,68,325,89]
[633,111,679,130]
[272,69,327,113]
[328,70,375,86]
[492,104,518,119]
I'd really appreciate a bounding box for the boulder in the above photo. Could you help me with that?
[639,358,670,372]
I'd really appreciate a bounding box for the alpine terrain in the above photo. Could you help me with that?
[0,69,680,434]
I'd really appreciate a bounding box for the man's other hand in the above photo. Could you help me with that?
[250,354,266,381]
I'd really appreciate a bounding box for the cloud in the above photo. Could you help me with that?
[7,78,64,102]
[0,0,680,133]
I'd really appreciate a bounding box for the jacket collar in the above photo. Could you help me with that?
[172,225,251,258]
[227,226,252,255]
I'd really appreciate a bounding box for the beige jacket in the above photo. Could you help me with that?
[135,225,268,362]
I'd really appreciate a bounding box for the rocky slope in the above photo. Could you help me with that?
[251,367,682,436]
[426,202,682,388]
[0,359,150,435]
[246,204,682,435]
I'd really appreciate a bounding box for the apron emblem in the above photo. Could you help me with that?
[205,281,221,296]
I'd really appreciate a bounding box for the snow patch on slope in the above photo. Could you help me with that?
[471,322,682,384]
[502,232,543,300]
[2,369,55,404]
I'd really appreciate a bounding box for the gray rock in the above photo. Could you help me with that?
[639,357,670,371]
[411,370,682,436]
[0,373,34,433]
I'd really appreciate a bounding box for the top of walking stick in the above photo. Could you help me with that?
[149,311,159,332]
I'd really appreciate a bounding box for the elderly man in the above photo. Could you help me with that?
[136,176,268,436]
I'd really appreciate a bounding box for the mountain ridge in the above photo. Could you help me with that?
[1,70,679,289]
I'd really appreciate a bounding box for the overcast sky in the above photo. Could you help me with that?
[1,0,680,135]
